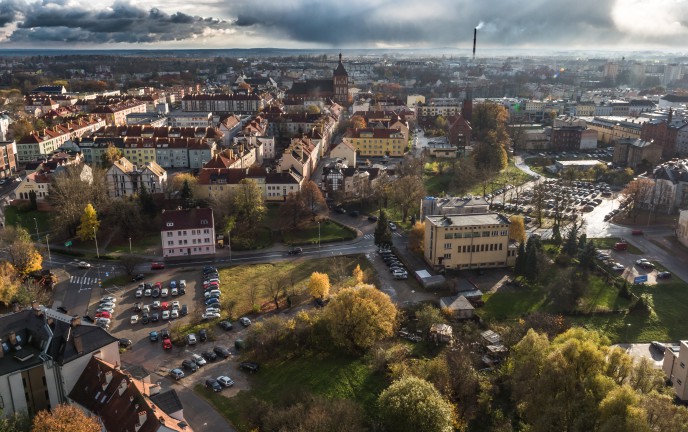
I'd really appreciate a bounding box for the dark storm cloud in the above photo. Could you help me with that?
[224,0,627,46]
[1,0,231,44]
[0,0,29,27]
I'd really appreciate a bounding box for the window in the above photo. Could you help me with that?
[679,379,683,385]
[499,243,503,251]
[444,243,452,250]
[445,233,453,239]
[681,362,685,369]
[168,241,173,246]
[482,231,490,237]
[443,253,451,259]
[166,232,172,237]
[178,240,182,245]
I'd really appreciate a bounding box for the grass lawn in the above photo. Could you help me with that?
[423,159,534,197]
[590,237,643,255]
[282,220,355,245]
[102,274,130,288]
[218,255,374,317]
[4,206,51,236]
[481,286,548,321]
[107,233,160,254]
[195,354,387,430]
[575,276,632,313]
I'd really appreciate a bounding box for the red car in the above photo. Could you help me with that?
[95,311,112,319]
[151,262,165,270]
[162,338,172,350]
[161,302,169,311]
[154,282,163,290]
[631,230,644,235]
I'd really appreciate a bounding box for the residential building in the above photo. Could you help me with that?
[105,157,167,198]
[677,209,688,248]
[417,99,461,118]
[218,115,243,146]
[424,213,516,270]
[0,140,17,178]
[91,100,147,126]
[24,95,59,116]
[677,124,688,157]
[160,208,216,258]
[447,114,472,151]
[16,116,105,163]
[421,196,490,219]
[14,163,92,202]
[181,93,263,114]
[0,113,10,141]
[197,167,303,202]
[125,113,168,127]
[31,85,67,95]
[645,159,688,213]
[277,137,321,180]
[0,306,120,418]
[612,138,662,170]
[344,128,406,157]
[663,341,688,401]
[168,112,213,128]
[641,111,681,158]
[69,356,191,432]
[330,140,357,166]
[582,116,644,145]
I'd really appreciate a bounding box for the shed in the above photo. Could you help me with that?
[415,269,446,289]
[481,330,501,346]
[429,323,453,344]
[440,295,475,319]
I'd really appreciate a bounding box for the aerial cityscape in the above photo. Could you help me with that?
[1,1,688,431]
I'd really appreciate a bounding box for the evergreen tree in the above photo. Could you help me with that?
[578,233,587,251]
[552,223,562,245]
[138,183,156,217]
[564,222,580,257]
[374,210,393,247]
[28,190,37,210]
[180,179,194,208]
[514,241,527,276]
[578,240,597,270]
[524,237,539,280]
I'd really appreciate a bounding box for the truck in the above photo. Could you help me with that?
[613,241,628,251]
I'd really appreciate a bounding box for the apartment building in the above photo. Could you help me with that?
[16,116,105,162]
[168,112,213,128]
[0,140,17,178]
[417,99,461,118]
[277,137,321,180]
[105,157,167,198]
[181,93,263,114]
[161,208,216,258]
[663,341,688,401]
[424,213,516,270]
[613,138,662,169]
[91,100,147,126]
[344,128,406,157]
[197,167,303,202]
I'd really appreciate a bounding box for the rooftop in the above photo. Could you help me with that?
[425,212,510,227]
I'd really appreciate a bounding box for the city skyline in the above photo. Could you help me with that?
[0,0,686,51]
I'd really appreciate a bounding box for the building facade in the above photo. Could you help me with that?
[160,208,216,258]
[105,157,167,198]
[344,128,406,157]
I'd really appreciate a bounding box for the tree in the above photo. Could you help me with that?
[408,222,425,253]
[32,404,100,432]
[306,104,321,114]
[621,178,655,222]
[597,386,649,432]
[509,215,526,243]
[138,182,157,217]
[231,179,266,240]
[28,190,37,210]
[180,179,194,208]
[374,210,393,247]
[2,227,43,276]
[415,304,447,335]
[324,284,397,353]
[0,262,22,306]
[11,118,33,140]
[563,221,580,257]
[514,242,527,275]
[118,254,138,277]
[300,180,327,219]
[77,203,99,241]
[0,409,30,432]
[308,272,330,299]
[352,264,364,285]
[378,376,455,432]
[101,143,122,168]
[350,114,366,129]
[389,175,425,221]
[278,192,309,230]
[524,236,539,281]
[579,240,597,270]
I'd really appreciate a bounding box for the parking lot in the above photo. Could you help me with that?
[594,246,671,285]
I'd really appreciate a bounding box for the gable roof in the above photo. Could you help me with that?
[160,208,214,231]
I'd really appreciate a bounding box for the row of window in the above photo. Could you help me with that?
[445,230,507,239]
[445,242,504,253]
[166,229,210,237]
[167,238,211,246]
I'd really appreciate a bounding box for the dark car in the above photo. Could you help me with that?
[348,210,359,217]
[213,346,231,359]
[134,302,143,313]
[657,271,672,279]
[152,288,160,298]
[205,297,220,306]
[651,341,666,353]
[119,338,132,348]
[203,267,218,275]
[182,359,199,372]
[142,313,150,324]
[201,351,218,362]
[131,273,145,282]
[205,378,222,392]
[239,361,260,373]
[149,331,159,342]
[218,320,233,331]
[199,329,208,342]
[287,247,303,255]
[160,328,170,339]
[335,207,346,214]
[180,305,188,316]
[367,215,378,222]
[150,312,160,323]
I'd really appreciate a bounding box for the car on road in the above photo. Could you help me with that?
[182,359,199,372]
[162,338,173,350]
[213,346,231,359]
[239,361,259,373]
[389,222,397,231]
[201,351,217,361]
[613,241,628,251]
[202,312,221,320]
[151,262,165,270]
[119,338,132,348]
[611,263,625,272]
[631,229,644,235]
[170,369,185,380]
[187,333,197,345]
[218,320,233,331]
[130,315,139,324]
[205,378,222,392]
[78,261,91,269]
[367,215,378,222]
[239,317,251,327]
[217,376,234,387]
[191,353,207,367]
[287,247,303,255]
[149,331,159,342]
[657,271,672,279]
[131,273,145,282]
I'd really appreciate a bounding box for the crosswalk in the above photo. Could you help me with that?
[363,232,402,240]
[69,275,99,285]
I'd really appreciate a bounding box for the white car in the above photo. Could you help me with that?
[179,280,186,288]
[191,353,207,366]
[162,310,170,320]
[239,317,251,327]
[130,315,139,324]
[170,287,178,296]
[97,306,114,314]
[99,302,116,310]
[152,300,161,309]
[204,290,221,299]
[142,304,150,314]
[202,312,221,320]
[170,309,179,319]
[635,258,649,265]
[144,288,152,297]
[78,261,91,269]
[205,307,221,314]
[160,288,169,297]
[100,296,117,303]
[217,376,234,387]
[135,288,143,298]
[187,334,197,345]
[611,263,625,271]
[171,300,181,310]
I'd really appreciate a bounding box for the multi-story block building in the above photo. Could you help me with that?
[168,112,213,128]
[197,167,303,202]
[613,138,662,170]
[105,157,167,198]
[424,213,517,270]
[91,100,147,126]
[181,93,263,114]
[663,340,688,401]
[0,140,17,178]
[344,128,406,157]
[161,208,216,258]
[16,116,105,163]
[417,99,461,118]
[277,137,321,181]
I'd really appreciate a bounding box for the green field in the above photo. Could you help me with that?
[4,206,51,237]
[282,219,355,245]
[107,233,160,254]
[423,159,534,197]
[195,354,386,431]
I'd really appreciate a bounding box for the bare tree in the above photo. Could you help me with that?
[118,254,138,277]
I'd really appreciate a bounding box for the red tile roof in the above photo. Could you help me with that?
[160,208,214,232]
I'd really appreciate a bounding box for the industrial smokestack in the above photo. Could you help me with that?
[473,28,477,60]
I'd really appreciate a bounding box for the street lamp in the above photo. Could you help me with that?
[33,217,39,242]
[45,234,51,269]
[227,230,232,262]
[317,221,321,248]
[93,227,100,259]
[128,237,132,254]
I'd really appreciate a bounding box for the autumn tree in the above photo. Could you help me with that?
[509,216,526,243]
[300,180,327,219]
[0,262,22,306]
[101,143,122,168]
[32,404,100,432]
[1,227,43,275]
[307,272,330,299]
[408,221,425,253]
[0,409,30,432]
[350,114,366,129]
[324,284,397,353]
[278,192,309,230]
[622,178,655,222]
[306,104,321,114]
[390,175,425,221]
[378,376,455,432]
[352,264,364,285]
[77,203,99,241]
[231,179,266,243]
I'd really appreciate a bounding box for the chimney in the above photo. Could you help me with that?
[118,378,128,396]
[70,316,81,327]
[104,370,113,385]
[473,28,477,60]
[8,332,17,345]
[138,411,147,427]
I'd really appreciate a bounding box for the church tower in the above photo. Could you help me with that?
[332,53,349,105]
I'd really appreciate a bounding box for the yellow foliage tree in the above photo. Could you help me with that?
[509,215,526,243]
[0,262,22,305]
[352,264,364,285]
[77,203,100,241]
[7,240,43,275]
[408,222,425,253]
[32,404,100,432]
[308,272,330,299]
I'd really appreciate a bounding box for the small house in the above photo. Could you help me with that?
[439,295,475,319]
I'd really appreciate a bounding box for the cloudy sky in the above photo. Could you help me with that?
[0,0,686,50]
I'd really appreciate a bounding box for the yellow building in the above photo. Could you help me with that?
[424,213,517,270]
[345,128,406,157]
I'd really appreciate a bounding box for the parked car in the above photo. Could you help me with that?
[217,376,234,387]
[151,287,160,298]
[141,313,150,324]
[205,290,221,299]
[119,338,132,348]
[100,296,117,303]
[95,311,112,319]
[367,215,378,222]
[135,288,143,298]
[187,334,197,345]
[218,320,233,331]
[179,280,187,289]
[144,288,152,297]
[152,300,161,309]
[191,353,207,366]
[180,305,188,316]
[170,369,185,380]
[131,273,145,282]
[393,270,408,280]
[130,315,139,324]
[205,298,220,306]
[150,262,165,270]
[170,309,179,319]
[160,288,169,297]
[239,317,251,327]
[205,378,222,392]
[205,307,221,314]
[201,351,217,361]
[162,338,173,350]
[239,361,259,373]
[213,346,231,359]
[657,271,672,279]
[162,310,170,320]
[150,312,160,322]
[202,312,221,320]
[348,210,359,217]
[613,241,628,251]
[160,328,170,339]
[651,341,666,353]
[182,359,199,372]
[287,247,303,255]
[149,331,159,342]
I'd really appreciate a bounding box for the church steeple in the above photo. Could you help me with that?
[333,52,349,105]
